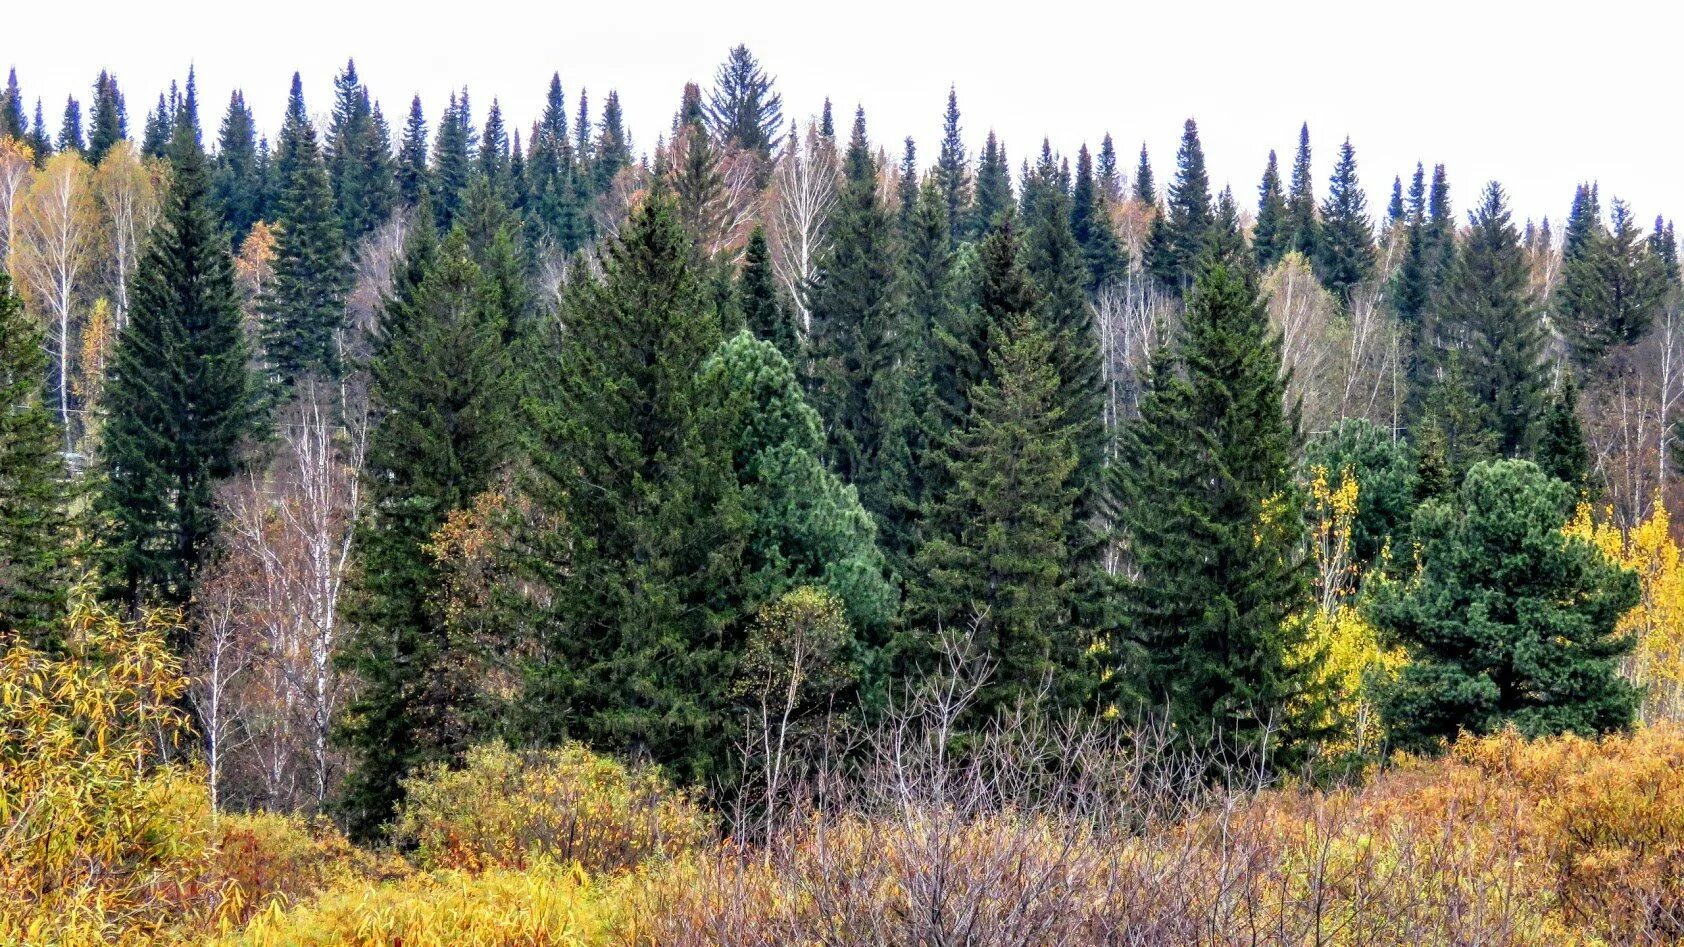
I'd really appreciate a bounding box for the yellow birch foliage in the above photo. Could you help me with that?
[1565,500,1684,723]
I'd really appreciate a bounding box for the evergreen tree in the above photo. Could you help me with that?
[261,74,349,387]
[1285,123,1319,259]
[807,109,918,558]
[1071,144,1125,291]
[338,227,518,839]
[0,69,24,142]
[211,91,262,244]
[1442,182,1546,457]
[1559,196,1666,367]
[1253,149,1289,269]
[1146,119,1214,292]
[478,98,510,192]
[396,95,430,208]
[896,138,919,231]
[1207,186,1249,272]
[87,70,126,164]
[1132,142,1155,203]
[140,92,171,159]
[935,87,969,245]
[0,272,74,645]
[1112,262,1315,758]
[1097,133,1121,204]
[1315,137,1376,303]
[1651,215,1679,286]
[28,99,52,165]
[431,90,475,229]
[98,119,254,614]
[1385,175,1405,235]
[1302,419,1418,571]
[740,226,797,359]
[326,59,397,240]
[57,97,83,154]
[969,130,1012,237]
[1392,163,1431,327]
[1373,460,1639,751]
[705,44,783,160]
[1536,375,1592,490]
[914,313,1084,716]
[593,91,631,195]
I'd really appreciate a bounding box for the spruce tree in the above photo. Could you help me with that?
[338,227,518,839]
[430,90,475,229]
[211,91,263,245]
[1112,262,1315,759]
[1097,134,1121,204]
[261,74,349,387]
[28,99,52,165]
[326,59,397,240]
[1373,460,1639,751]
[1071,144,1125,291]
[935,87,969,245]
[87,71,127,164]
[1443,182,1547,457]
[807,109,918,558]
[1253,149,1289,270]
[740,226,796,359]
[593,91,631,195]
[140,92,171,159]
[0,69,24,142]
[1651,216,1679,286]
[1315,138,1375,302]
[896,138,920,231]
[0,272,74,645]
[1392,163,1431,327]
[1536,375,1592,490]
[970,131,1012,238]
[396,95,430,207]
[1146,119,1214,292]
[57,97,83,154]
[1132,142,1155,203]
[478,98,511,193]
[705,44,783,161]
[525,74,580,249]
[1286,123,1319,260]
[98,119,254,615]
[913,313,1084,716]
[1559,196,1666,368]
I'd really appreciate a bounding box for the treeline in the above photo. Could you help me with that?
[0,47,1679,837]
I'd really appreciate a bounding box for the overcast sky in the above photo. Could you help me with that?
[8,0,1682,230]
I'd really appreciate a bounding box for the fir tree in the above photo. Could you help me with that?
[1536,375,1592,490]
[211,91,263,245]
[0,272,74,645]
[326,59,397,240]
[1071,144,1125,291]
[705,44,783,161]
[896,138,919,231]
[478,98,511,192]
[98,119,255,615]
[969,130,1012,237]
[1373,460,1639,751]
[260,74,349,387]
[1285,123,1319,259]
[914,313,1084,716]
[87,70,127,164]
[1112,262,1315,759]
[396,95,430,208]
[338,227,518,839]
[935,87,969,246]
[1097,133,1121,204]
[1651,215,1679,286]
[28,99,52,165]
[0,69,24,142]
[1392,163,1431,327]
[140,93,172,159]
[1315,137,1375,303]
[1253,149,1289,270]
[1132,142,1155,203]
[593,91,631,195]
[431,90,475,229]
[57,97,83,154]
[1146,119,1214,292]
[740,226,796,359]
[1559,196,1666,368]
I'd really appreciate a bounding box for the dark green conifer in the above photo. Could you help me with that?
[57,97,83,153]
[396,95,430,208]
[740,226,796,359]
[211,91,262,244]
[935,87,969,245]
[1286,123,1318,259]
[1071,144,1125,291]
[1146,119,1214,292]
[1536,375,1592,490]
[969,131,1012,237]
[326,60,397,240]
[705,44,783,161]
[1253,150,1289,269]
[0,69,24,141]
[87,71,127,164]
[430,90,475,229]
[1315,137,1376,303]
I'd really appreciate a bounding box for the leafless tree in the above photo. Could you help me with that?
[765,121,838,338]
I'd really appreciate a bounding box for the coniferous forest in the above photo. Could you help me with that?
[6,47,1684,944]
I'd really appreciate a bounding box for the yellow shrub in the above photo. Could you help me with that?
[209,811,405,924]
[392,743,712,874]
[220,861,618,947]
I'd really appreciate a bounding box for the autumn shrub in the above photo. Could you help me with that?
[208,810,405,925]
[220,860,622,947]
[0,592,236,946]
[391,742,713,874]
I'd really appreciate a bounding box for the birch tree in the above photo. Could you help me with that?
[766,120,838,337]
[15,151,97,456]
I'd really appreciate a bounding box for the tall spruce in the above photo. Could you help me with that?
[0,69,24,141]
[326,59,397,240]
[970,130,1012,237]
[1146,119,1215,292]
[1112,262,1316,759]
[1285,123,1319,259]
[396,95,430,208]
[1132,142,1155,203]
[1558,195,1666,368]
[211,91,263,245]
[338,226,518,839]
[1072,144,1126,290]
[1315,138,1375,302]
[87,71,126,164]
[705,44,783,161]
[98,119,254,615]
[935,87,969,245]
[261,74,349,387]
[57,97,83,154]
[1253,150,1289,269]
[740,226,797,359]
[431,90,475,229]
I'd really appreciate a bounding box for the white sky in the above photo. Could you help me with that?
[8,0,1682,231]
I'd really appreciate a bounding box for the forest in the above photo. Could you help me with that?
[3,44,1684,944]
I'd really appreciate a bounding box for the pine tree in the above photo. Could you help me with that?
[0,272,74,645]
[1443,182,1547,457]
[807,109,918,558]
[1286,123,1319,260]
[705,44,783,161]
[326,59,397,240]
[1071,144,1125,291]
[338,227,518,839]
[740,226,796,359]
[1316,137,1375,303]
[396,95,430,207]
[1253,150,1289,270]
[87,71,126,164]
[1112,262,1315,759]
[1536,375,1592,490]
[57,97,83,154]
[1146,119,1214,292]
[1373,460,1639,751]
[261,75,349,387]
[914,313,1084,716]
[98,119,254,615]
[969,130,1012,237]
[211,91,262,245]
[935,87,969,245]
